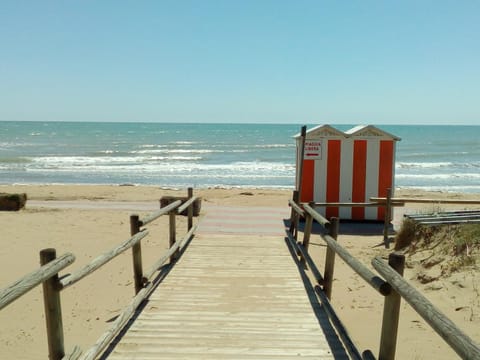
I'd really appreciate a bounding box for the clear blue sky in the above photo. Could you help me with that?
[1,1,479,125]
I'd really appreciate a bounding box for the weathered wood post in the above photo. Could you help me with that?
[383,188,393,249]
[40,248,65,360]
[289,190,300,240]
[300,201,314,265]
[169,209,178,263]
[187,187,193,231]
[323,217,339,300]
[297,125,307,200]
[378,251,405,360]
[130,214,144,294]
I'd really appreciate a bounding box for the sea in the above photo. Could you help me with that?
[0,121,479,193]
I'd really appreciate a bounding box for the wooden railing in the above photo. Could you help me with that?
[287,195,480,360]
[0,188,199,360]
[291,189,405,249]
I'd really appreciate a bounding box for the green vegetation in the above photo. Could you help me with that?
[395,219,480,275]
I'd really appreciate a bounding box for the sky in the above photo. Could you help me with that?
[0,1,479,125]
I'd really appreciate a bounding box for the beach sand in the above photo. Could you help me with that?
[0,184,479,359]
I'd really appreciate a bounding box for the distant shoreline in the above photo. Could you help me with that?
[2,184,480,205]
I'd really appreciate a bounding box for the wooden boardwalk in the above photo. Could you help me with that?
[101,206,349,359]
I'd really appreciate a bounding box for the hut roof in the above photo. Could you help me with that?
[345,124,401,140]
[293,124,346,138]
[294,124,401,141]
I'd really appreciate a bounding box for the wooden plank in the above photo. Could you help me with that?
[198,205,290,236]
[285,230,362,360]
[102,232,345,359]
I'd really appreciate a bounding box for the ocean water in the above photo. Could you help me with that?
[0,121,479,193]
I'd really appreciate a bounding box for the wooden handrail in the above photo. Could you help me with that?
[320,231,391,296]
[372,256,480,359]
[81,226,198,360]
[303,203,330,228]
[288,198,305,217]
[289,195,480,359]
[144,224,197,280]
[0,252,75,311]
[1,188,199,360]
[371,197,480,205]
[141,199,182,226]
[62,345,82,360]
[177,195,198,215]
[59,231,149,289]
[312,201,404,207]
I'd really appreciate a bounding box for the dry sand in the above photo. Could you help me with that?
[0,184,479,359]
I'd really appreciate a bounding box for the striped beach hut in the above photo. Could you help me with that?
[295,125,400,221]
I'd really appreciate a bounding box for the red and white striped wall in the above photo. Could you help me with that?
[296,125,400,221]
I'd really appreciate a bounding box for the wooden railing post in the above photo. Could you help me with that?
[383,188,393,249]
[300,201,314,265]
[297,125,307,202]
[187,187,193,231]
[289,190,300,240]
[378,252,405,360]
[323,217,339,300]
[169,210,178,263]
[40,248,65,360]
[130,214,144,294]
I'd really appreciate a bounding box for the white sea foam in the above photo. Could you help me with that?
[254,144,295,148]
[397,185,480,193]
[132,149,218,154]
[26,158,294,175]
[397,161,479,169]
[1,122,479,192]
[171,141,200,145]
[397,162,454,169]
[30,155,204,167]
[396,173,480,179]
